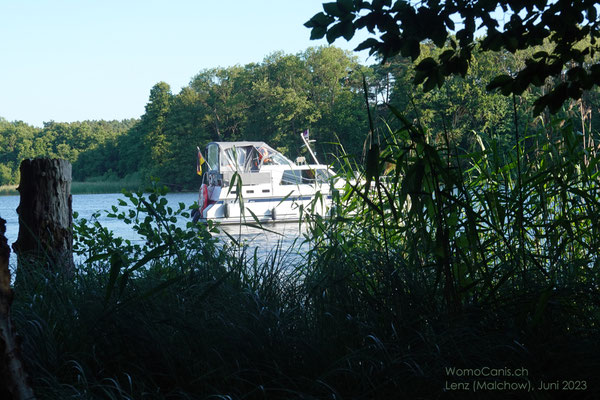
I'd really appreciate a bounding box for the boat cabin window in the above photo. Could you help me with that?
[281,170,302,185]
[206,144,219,171]
[281,169,331,185]
[224,146,261,172]
[315,169,332,182]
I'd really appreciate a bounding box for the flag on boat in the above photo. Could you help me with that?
[196,147,205,175]
[302,129,310,140]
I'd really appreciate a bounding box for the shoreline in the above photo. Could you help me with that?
[0,182,194,196]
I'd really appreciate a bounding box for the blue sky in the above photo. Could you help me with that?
[0,0,372,127]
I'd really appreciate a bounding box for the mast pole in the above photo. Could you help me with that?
[301,130,319,164]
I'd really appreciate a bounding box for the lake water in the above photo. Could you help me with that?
[0,192,309,268]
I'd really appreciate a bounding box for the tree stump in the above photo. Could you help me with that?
[0,218,36,400]
[12,158,74,273]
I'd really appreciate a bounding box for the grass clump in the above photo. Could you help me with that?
[70,181,141,194]
[299,110,600,398]
[69,171,144,194]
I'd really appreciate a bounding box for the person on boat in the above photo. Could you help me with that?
[258,146,273,165]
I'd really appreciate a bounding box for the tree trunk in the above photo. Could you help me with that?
[12,158,74,273]
[0,218,36,400]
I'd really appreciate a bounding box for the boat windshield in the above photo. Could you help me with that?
[256,145,292,166]
[221,144,293,172]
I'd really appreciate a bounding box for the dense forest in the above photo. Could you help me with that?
[3,43,599,191]
[0,119,137,186]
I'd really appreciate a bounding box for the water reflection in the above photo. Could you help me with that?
[219,221,309,264]
[0,193,308,269]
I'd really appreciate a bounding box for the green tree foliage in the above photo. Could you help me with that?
[380,41,524,156]
[191,66,254,142]
[161,87,210,188]
[140,82,173,180]
[4,43,599,190]
[122,46,369,189]
[0,118,135,186]
[306,0,600,113]
[245,52,319,152]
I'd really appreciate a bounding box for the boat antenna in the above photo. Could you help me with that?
[300,129,319,164]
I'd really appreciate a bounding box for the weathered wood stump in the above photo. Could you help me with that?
[0,218,36,400]
[12,158,74,273]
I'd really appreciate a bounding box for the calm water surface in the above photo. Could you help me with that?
[0,192,308,267]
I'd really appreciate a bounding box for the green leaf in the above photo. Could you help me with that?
[366,143,380,185]
[355,38,380,51]
[310,27,327,40]
[413,69,427,85]
[423,76,437,92]
[323,2,345,18]
[431,27,447,48]
[337,0,355,13]
[129,244,170,273]
[304,12,329,28]
[326,22,343,43]
[415,57,438,72]
[486,74,513,91]
[85,252,110,263]
[408,39,420,60]
[105,252,125,305]
[588,6,597,22]
[340,20,355,40]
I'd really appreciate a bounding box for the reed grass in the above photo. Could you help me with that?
[0,181,144,196]
[70,180,143,194]
[8,110,600,399]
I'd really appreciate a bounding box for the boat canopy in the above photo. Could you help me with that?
[205,141,294,173]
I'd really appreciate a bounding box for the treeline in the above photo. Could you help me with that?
[0,119,137,185]
[380,39,600,161]
[2,43,599,190]
[101,46,373,190]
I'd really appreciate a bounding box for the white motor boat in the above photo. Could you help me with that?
[192,133,344,224]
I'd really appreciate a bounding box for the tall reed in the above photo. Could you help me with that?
[298,108,600,397]
[9,109,600,399]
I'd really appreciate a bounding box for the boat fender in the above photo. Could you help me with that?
[223,202,229,218]
[198,183,209,218]
[271,207,276,221]
[191,208,199,222]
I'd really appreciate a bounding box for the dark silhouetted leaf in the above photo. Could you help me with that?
[310,27,327,40]
[415,57,438,72]
[323,2,346,18]
[355,38,380,51]
[486,74,513,91]
[326,22,343,43]
[337,0,355,13]
[341,20,355,40]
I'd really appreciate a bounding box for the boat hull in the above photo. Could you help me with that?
[199,190,333,224]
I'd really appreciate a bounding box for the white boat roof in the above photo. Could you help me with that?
[209,141,269,150]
